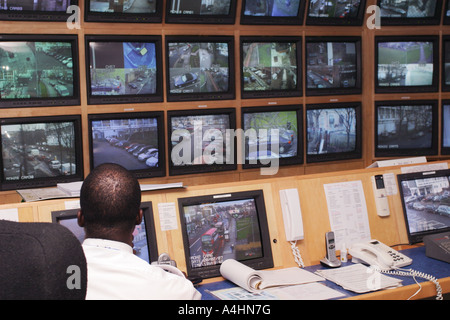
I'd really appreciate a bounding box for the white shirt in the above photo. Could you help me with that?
[82,238,202,300]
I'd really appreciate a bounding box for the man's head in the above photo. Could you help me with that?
[78,163,142,244]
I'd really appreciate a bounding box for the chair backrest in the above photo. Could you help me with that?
[0,220,87,300]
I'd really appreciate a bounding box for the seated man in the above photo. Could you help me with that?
[77,163,201,300]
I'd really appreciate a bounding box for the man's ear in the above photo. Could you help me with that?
[77,210,85,227]
[136,209,143,226]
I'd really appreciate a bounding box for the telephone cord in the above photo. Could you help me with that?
[290,241,305,268]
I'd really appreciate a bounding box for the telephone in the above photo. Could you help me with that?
[279,188,305,267]
[349,240,412,271]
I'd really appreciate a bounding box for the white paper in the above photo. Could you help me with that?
[323,180,371,249]
[0,208,19,222]
[157,202,178,231]
[400,162,448,174]
[382,173,398,196]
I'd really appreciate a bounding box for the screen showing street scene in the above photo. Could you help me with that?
[243,110,298,161]
[376,104,433,150]
[242,41,298,93]
[443,104,450,148]
[243,0,301,16]
[377,41,434,87]
[168,0,232,15]
[0,41,74,100]
[0,0,75,12]
[90,117,160,170]
[88,41,157,96]
[89,0,156,13]
[379,0,437,18]
[400,175,450,235]
[170,114,231,166]
[306,41,357,90]
[1,121,77,183]
[182,198,264,269]
[168,41,230,95]
[306,107,357,155]
[308,0,362,19]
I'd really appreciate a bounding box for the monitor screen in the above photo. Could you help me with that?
[397,169,450,244]
[165,0,237,24]
[306,0,367,26]
[374,100,438,157]
[85,35,163,105]
[88,111,166,179]
[377,0,442,25]
[84,0,162,23]
[168,108,236,176]
[442,36,450,92]
[0,34,80,108]
[442,101,450,155]
[0,115,83,191]
[240,0,306,25]
[375,36,439,94]
[0,0,78,21]
[241,105,303,168]
[51,201,159,263]
[240,36,302,99]
[444,0,450,24]
[165,36,235,102]
[306,102,361,163]
[305,36,361,96]
[177,190,274,279]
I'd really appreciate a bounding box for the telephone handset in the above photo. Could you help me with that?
[349,240,412,271]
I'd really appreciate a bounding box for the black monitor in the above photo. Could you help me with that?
[374,100,438,158]
[167,108,236,176]
[444,0,450,24]
[0,115,84,191]
[0,0,78,21]
[177,189,274,279]
[51,201,159,263]
[240,36,302,99]
[375,35,439,94]
[88,111,166,179]
[165,0,237,24]
[305,36,362,96]
[306,102,361,163]
[241,105,303,168]
[306,0,367,26]
[442,36,450,92]
[442,101,450,155]
[377,0,443,26]
[165,35,235,102]
[397,169,450,244]
[0,34,80,108]
[84,0,162,23]
[85,35,163,105]
[240,0,306,25]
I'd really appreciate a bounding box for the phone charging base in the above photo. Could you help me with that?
[320,257,342,268]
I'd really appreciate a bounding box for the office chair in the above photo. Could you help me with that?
[0,219,87,300]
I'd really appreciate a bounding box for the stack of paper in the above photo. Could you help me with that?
[57,181,83,197]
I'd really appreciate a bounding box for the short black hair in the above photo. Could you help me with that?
[80,163,141,233]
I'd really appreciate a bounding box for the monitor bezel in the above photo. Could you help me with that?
[240,36,303,99]
[374,100,439,158]
[0,0,79,21]
[165,35,235,103]
[51,201,160,262]
[397,169,450,244]
[167,107,237,176]
[305,36,362,97]
[84,34,163,105]
[87,111,166,180]
[305,102,362,163]
[241,104,303,169]
[165,0,237,24]
[0,114,84,191]
[377,0,443,26]
[84,0,163,23]
[0,33,80,108]
[441,100,450,155]
[374,35,440,94]
[177,189,274,279]
[305,0,367,26]
[240,0,306,25]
